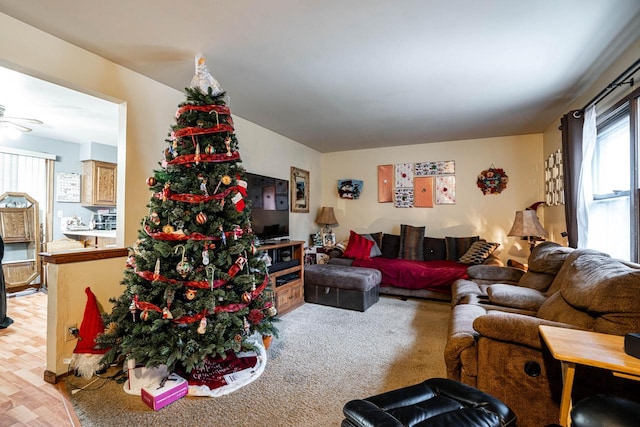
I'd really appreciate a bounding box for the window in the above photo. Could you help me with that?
[588,92,639,261]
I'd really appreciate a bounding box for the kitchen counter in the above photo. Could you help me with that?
[62,230,116,238]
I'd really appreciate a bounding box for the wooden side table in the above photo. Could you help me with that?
[539,325,640,426]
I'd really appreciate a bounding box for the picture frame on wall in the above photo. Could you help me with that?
[290,166,309,213]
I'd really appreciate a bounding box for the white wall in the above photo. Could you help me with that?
[322,134,544,262]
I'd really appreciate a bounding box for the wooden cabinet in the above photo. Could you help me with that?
[0,192,41,291]
[261,240,304,315]
[81,160,117,207]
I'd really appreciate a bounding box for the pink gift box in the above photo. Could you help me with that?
[141,373,188,410]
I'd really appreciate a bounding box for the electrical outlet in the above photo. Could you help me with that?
[63,358,72,365]
[65,323,78,342]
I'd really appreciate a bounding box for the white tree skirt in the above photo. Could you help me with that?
[123,334,267,398]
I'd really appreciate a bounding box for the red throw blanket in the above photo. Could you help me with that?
[351,258,468,295]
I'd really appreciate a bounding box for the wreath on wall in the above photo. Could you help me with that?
[477,166,509,195]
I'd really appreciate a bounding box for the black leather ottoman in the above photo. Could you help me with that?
[342,377,517,427]
[570,394,640,427]
[304,264,381,312]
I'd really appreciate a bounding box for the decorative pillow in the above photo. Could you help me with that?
[380,234,401,259]
[398,224,425,260]
[368,232,383,250]
[423,237,446,261]
[445,236,480,261]
[343,230,374,260]
[362,234,382,258]
[459,241,500,265]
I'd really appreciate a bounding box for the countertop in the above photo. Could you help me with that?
[62,229,116,238]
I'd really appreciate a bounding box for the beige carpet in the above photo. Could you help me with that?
[69,296,450,426]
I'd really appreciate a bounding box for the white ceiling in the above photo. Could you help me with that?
[1,1,640,152]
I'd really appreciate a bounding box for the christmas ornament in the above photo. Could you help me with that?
[204,144,214,154]
[224,136,232,156]
[194,143,201,165]
[140,310,150,321]
[196,212,208,225]
[197,317,207,334]
[219,225,227,246]
[266,306,277,317]
[232,192,245,212]
[202,248,210,265]
[228,256,247,278]
[153,259,161,281]
[199,177,209,197]
[166,289,175,307]
[163,224,175,234]
[243,317,250,334]
[206,265,215,291]
[162,307,173,319]
[149,212,161,225]
[185,289,197,300]
[190,54,224,96]
[162,182,171,202]
[242,292,252,304]
[221,175,232,185]
[129,300,137,321]
[147,176,157,186]
[175,245,193,278]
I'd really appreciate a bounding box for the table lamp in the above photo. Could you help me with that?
[316,207,338,247]
[508,210,548,252]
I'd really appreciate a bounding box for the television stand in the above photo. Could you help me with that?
[261,240,304,315]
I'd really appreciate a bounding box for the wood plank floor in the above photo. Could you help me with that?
[0,291,81,426]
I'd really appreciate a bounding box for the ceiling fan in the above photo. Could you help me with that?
[0,104,44,133]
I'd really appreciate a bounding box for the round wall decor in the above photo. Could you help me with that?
[477,166,508,195]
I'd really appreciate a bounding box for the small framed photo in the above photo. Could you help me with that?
[322,231,336,247]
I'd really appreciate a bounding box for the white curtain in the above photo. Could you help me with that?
[0,151,48,213]
[576,105,596,248]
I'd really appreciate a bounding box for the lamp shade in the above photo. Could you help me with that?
[508,210,548,238]
[316,207,338,226]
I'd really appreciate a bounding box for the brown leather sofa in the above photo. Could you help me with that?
[445,246,640,427]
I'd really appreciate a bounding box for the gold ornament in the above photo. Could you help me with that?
[221,175,232,185]
[163,224,175,234]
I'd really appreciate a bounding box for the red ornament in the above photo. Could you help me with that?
[147,177,157,186]
[196,212,207,225]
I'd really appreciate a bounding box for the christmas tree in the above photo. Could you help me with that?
[97,56,278,378]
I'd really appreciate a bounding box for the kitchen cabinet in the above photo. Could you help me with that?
[0,192,40,290]
[81,160,117,207]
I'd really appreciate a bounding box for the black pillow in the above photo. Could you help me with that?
[423,237,446,261]
[380,234,401,259]
[445,236,480,261]
[398,224,425,260]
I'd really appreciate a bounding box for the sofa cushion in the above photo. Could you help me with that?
[398,224,425,260]
[536,292,597,330]
[343,230,374,260]
[362,234,382,258]
[380,233,400,259]
[486,285,547,311]
[423,237,446,261]
[446,236,480,261]
[459,241,499,265]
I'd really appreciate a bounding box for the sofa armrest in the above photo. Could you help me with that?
[466,264,524,284]
[473,311,579,350]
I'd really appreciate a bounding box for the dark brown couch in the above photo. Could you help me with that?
[445,246,640,427]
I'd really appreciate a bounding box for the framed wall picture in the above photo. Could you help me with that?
[290,166,309,213]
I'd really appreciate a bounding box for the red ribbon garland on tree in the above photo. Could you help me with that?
[175,104,231,117]
[153,185,239,204]
[173,123,234,138]
[167,151,240,166]
[134,268,229,290]
[132,275,271,325]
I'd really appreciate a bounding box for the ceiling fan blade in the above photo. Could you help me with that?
[1,116,44,125]
[0,120,34,132]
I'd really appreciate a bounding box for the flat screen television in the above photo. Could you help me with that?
[246,172,290,243]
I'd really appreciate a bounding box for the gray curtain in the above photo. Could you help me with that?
[560,110,584,248]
